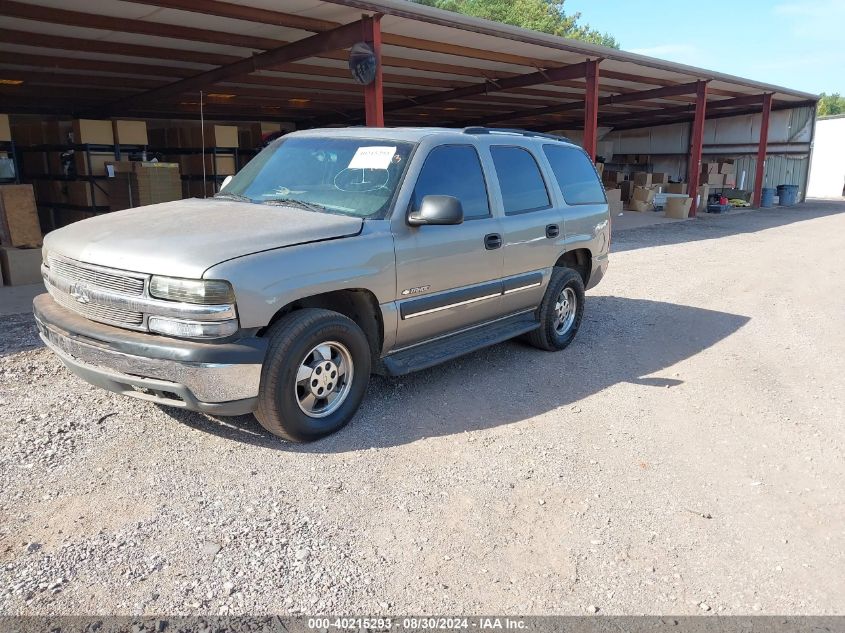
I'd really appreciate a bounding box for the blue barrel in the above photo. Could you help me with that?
[776,184,799,206]
[760,188,776,208]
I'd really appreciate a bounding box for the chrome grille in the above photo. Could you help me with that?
[48,256,145,296]
[48,284,144,327]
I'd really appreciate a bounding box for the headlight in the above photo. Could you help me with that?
[148,316,238,339]
[149,276,235,304]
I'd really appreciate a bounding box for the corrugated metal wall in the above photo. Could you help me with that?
[593,105,814,195]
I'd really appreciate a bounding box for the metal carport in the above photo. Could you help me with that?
[0,0,818,213]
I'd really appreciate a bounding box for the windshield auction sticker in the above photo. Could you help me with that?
[348,146,397,170]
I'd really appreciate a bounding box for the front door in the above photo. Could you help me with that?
[392,144,505,349]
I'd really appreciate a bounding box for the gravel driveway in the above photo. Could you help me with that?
[2,201,844,616]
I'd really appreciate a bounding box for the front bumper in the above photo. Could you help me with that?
[33,294,267,416]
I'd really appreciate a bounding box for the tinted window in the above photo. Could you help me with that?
[412,145,490,220]
[490,146,551,215]
[543,144,606,205]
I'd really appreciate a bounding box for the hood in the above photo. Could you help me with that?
[44,198,364,278]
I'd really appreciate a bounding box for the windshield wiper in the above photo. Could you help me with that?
[262,198,329,213]
[213,192,252,202]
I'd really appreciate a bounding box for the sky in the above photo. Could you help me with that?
[564,0,845,96]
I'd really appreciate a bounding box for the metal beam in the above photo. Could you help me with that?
[309,61,591,127]
[598,93,769,128]
[362,14,384,127]
[583,60,599,161]
[687,81,708,217]
[752,93,774,208]
[101,19,368,112]
[480,81,702,125]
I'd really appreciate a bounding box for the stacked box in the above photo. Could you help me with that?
[113,120,148,146]
[0,115,10,142]
[633,172,652,186]
[73,119,114,145]
[107,161,182,211]
[619,180,636,202]
[665,183,688,194]
[602,170,625,185]
[632,186,656,204]
[0,245,42,286]
[651,172,670,185]
[0,185,42,247]
[66,181,109,208]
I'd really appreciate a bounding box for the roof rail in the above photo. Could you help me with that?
[462,127,573,144]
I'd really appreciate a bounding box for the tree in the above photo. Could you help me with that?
[818,92,845,117]
[411,0,619,48]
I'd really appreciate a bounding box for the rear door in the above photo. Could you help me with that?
[491,144,564,313]
[392,144,506,348]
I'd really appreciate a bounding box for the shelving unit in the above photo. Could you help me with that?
[16,143,147,229]
[146,146,257,196]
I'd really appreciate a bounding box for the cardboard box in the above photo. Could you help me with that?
[73,119,114,145]
[113,120,148,146]
[608,199,623,213]
[664,196,692,219]
[11,121,44,146]
[183,153,236,176]
[619,180,636,202]
[632,185,656,204]
[21,152,47,176]
[723,174,737,188]
[0,245,42,286]
[718,161,735,175]
[44,121,72,145]
[75,151,115,176]
[602,170,625,184]
[665,183,688,194]
[702,162,719,175]
[651,172,670,184]
[629,200,652,212]
[702,173,725,187]
[633,172,652,186]
[66,181,109,208]
[0,114,10,142]
[697,184,711,207]
[107,161,182,211]
[0,185,41,247]
[605,187,622,203]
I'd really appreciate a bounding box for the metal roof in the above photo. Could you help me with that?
[0,0,818,131]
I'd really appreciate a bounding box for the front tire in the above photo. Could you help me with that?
[255,308,371,442]
[525,267,585,351]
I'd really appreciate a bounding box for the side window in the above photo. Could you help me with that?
[412,145,490,220]
[490,146,551,215]
[542,144,606,205]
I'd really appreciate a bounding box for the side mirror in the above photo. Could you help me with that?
[407,195,464,226]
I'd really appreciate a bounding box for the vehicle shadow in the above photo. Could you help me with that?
[612,199,844,253]
[160,296,750,451]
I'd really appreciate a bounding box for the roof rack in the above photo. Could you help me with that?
[462,127,573,144]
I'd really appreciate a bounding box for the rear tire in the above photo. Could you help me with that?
[525,267,585,351]
[255,308,371,442]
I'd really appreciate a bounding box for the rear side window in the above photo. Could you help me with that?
[543,144,606,205]
[412,145,490,220]
[490,146,551,215]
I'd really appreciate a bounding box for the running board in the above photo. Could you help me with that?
[382,313,540,376]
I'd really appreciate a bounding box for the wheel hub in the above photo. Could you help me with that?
[307,360,339,398]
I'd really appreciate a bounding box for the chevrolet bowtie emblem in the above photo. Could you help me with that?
[69,283,91,305]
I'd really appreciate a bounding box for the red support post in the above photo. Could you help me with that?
[582,59,599,161]
[752,93,773,208]
[686,80,708,217]
[362,14,384,127]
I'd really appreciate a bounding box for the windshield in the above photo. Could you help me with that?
[219,136,415,218]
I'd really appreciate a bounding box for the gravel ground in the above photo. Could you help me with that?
[1,200,844,616]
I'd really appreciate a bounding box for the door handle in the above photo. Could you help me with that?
[546,224,560,238]
[484,233,503,250]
